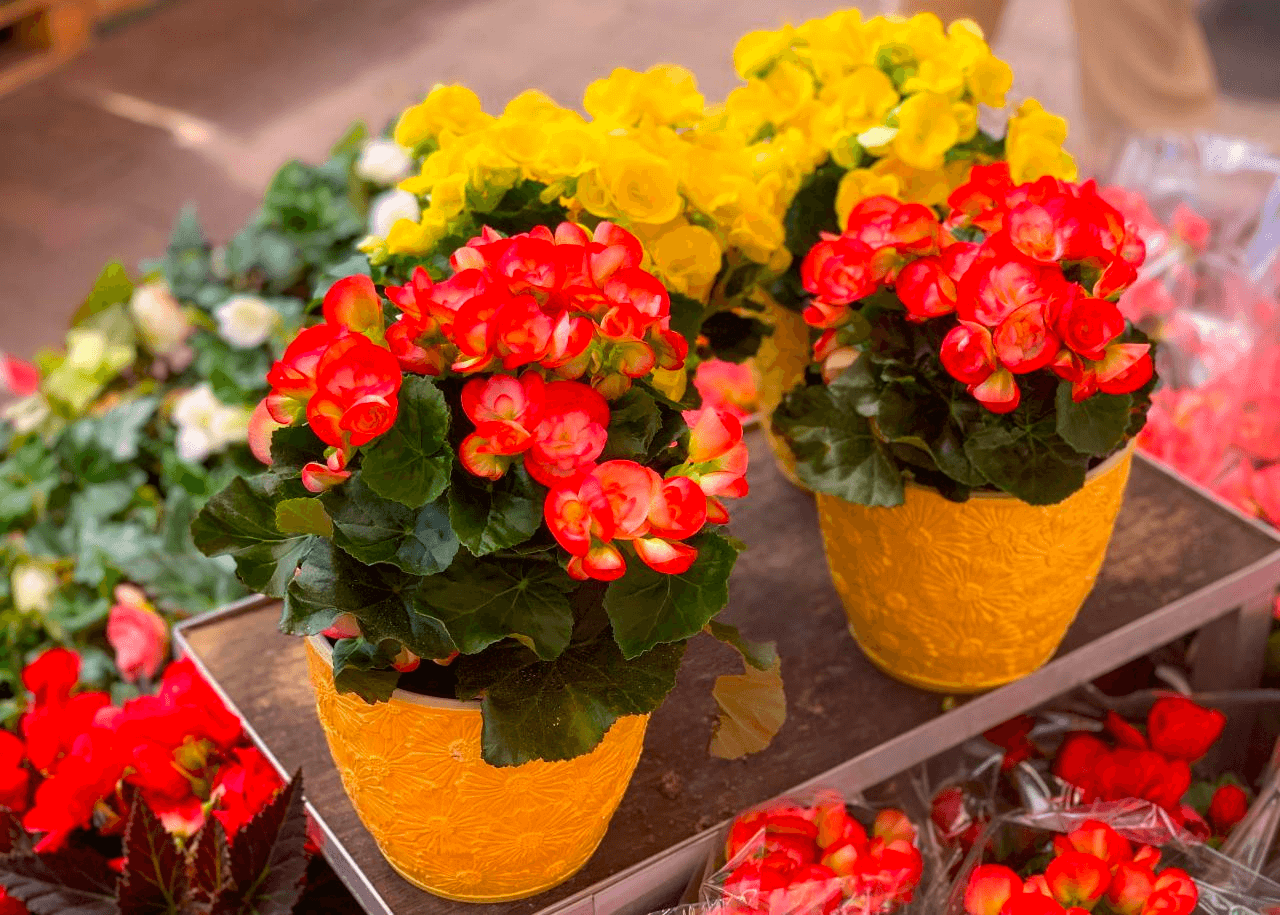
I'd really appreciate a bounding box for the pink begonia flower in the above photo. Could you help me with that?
[1171,204,1211,252]
[1098,186,1168,252]
[1138,389,1234,485]
[690,359,757,423]
[106,585,170,682]
[1119,277,1178,325]
[0,354,38,397]
[1252,464,1280,525]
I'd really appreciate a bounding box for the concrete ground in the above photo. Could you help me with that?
[2,0,1279,358]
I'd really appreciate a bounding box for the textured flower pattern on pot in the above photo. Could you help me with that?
[817,448,1133,692]
[305,640,649,902]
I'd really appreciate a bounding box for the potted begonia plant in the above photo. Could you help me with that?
[773,164,1156,693]
[709,11,1078,484]
[191,220,782,902]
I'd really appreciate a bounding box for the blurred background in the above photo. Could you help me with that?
[1,0,1278,358]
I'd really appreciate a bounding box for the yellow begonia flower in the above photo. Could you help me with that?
[650,224,724,298]
[584,65,704,129]
[455,144,518,214]
[727,209,786,264]
[824,66,899,135]
[492,120,545,165]
[429,173,468,219]
[761,60,817,125]
[574,169,615,219]
[649,367,688,403]
[598,146,683,224]
[1006,98,1077,182]
[386,212,446,255]
[902,57,966,100]
[871,157,952,206]
[835,168,903,229]
[797,9,870,73]
[733,25,796,79]
[534,123,599,181]
[394,85,492,149]
[953,101,979,142]
[967,54,1014,108]
[503,89,577,123]
[892,92,960,171]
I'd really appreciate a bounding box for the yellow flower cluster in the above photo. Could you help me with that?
[720,11,1077,226]
[375,67,795,303]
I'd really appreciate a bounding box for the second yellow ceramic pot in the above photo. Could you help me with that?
[752,300,812,490]
[304,637,648,902]
[816,445,1134,693]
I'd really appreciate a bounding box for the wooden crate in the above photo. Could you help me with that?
[0,0,92,97]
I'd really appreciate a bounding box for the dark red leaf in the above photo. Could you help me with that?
[0,810,29,856]
[185,818,230,913]
[0,846,118,915]
[215,771,307,915]
[118,794,185,915]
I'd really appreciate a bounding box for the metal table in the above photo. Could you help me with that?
[175,429,1280,915]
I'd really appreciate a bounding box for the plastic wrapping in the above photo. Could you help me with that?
[699,789,929,915]
[1101,133,1280,531]
[942,800,1280,915]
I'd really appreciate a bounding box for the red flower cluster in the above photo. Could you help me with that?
[265,275,403,484]
[2,648,281,853]
[1054,697,1227,836]
[963,820,1197,915]
[720,793,923,915]
[800,164,1153,413]
[385,222,687,394]
[460,373,747,579]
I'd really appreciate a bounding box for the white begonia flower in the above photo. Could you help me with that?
[356,138,415,186]
[368,189,422,238]
[214,295,280,349]
[172,384,248,463]
[12,563,57,614]
[2,394,50,434]
[129,283,192,356]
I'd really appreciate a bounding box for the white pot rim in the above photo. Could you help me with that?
[306,633,481,711]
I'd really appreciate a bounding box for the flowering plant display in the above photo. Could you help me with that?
[960,819,1199,915]
[772,164,1157,506]
[931,695,1248,873]
[0,130,376,708]
[0,648,315,915]
[709,792,924,915]
[723,12,1076,342]
[361,72,802,387]
[192,220,783,766]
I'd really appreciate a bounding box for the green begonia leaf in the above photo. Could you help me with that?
[322,474,459,576]
[1055,383,1133,456]
[604,530,740,659]
[773,367,904,507]
[282,540,454,658]
[964,417,1090,505]
[274,498,333,537]
[414,555,575,660]
[361,376,452,508]
[191,475,314,597]
[454,635,684,766]
[447,464,543,556]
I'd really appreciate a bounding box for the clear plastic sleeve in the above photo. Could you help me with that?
[698,788,930,915]
[942,800,1280,915]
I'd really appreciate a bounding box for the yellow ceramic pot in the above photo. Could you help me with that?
[817,445,1134,693]
[304,637,649,902]
[752,300,812,490]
